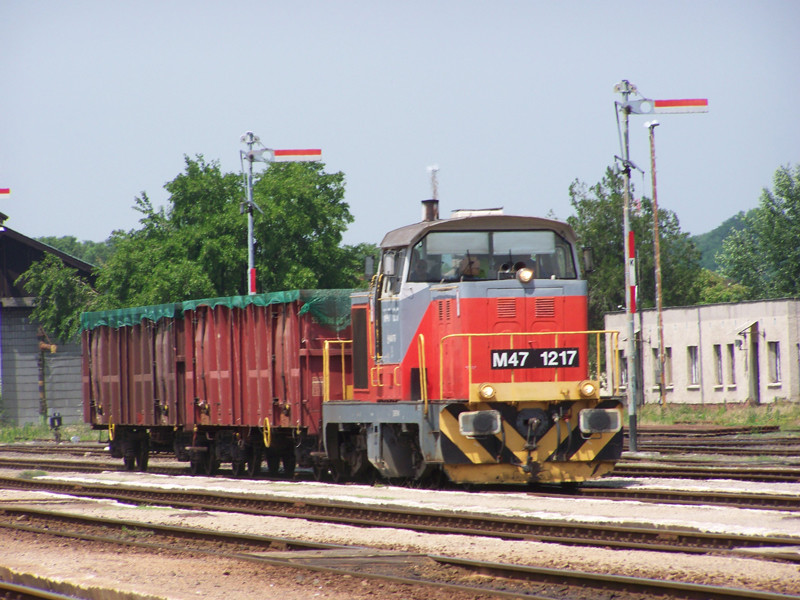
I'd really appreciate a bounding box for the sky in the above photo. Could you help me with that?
[1,1,798,248]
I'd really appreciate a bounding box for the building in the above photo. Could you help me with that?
[604,299,800,405]
[0,217,95,425]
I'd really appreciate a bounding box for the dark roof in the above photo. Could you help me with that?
[0,226,95,298]
[379,214,579,249]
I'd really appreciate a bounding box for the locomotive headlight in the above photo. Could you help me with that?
[459,409,502,437]
[478,382,496,400]
[517,267,535,283]
[579,408,622,434]
[578,379,598,399]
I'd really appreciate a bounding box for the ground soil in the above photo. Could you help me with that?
[0,467,799,599]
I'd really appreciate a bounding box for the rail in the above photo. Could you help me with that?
[438,330,621,400]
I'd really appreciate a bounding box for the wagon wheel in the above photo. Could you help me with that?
[189,458,202,475]
[312,462,328,482]
[267,454,281,477]
[231,460,246,478]
[123,455,136,471]
[204,448,219,476]
[282,452,296,479]
[246,449,262,478]
[136,440,149,472]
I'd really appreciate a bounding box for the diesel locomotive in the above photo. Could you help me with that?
[82,200,624,485]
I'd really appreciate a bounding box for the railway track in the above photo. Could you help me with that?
[2,453,800,510]
[1,474,799,559]
[0,504,796,600]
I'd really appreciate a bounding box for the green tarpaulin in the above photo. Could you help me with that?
[80,289,357,333]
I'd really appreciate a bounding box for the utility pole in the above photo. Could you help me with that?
[241,132,259,295]
[614,83,708,445]
[645,120,666,406]
[614,80,639,452]
[240,133,322,295]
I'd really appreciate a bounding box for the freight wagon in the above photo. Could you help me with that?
[82,201,624,485]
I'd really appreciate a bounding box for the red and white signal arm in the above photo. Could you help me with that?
[627,98,708,114]
[272,149,322,162]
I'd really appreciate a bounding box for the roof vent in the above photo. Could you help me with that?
[450,208,504,218]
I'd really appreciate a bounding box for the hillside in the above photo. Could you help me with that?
[691,211,750,271]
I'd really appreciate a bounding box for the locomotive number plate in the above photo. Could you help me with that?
[491,348,579,369]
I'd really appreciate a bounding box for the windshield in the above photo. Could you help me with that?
[407,230,577,282]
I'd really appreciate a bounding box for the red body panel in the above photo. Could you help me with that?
[353,294,588,403]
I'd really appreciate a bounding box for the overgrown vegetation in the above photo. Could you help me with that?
[636,401,800,428]
[0,422,97,443]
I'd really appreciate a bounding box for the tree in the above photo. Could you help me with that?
[568,167,702,329]
[717,164,800,298]
[251,161,356,290]
[15,253,97,341]
[35,236,114,266]
[18,154,370,337]
[696,269,751,304]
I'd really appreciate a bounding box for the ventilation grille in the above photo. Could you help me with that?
[438,300,452,322]
[496,298,517,319]
[535,298,556,318]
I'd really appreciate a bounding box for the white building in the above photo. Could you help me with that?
[604,299,800,405]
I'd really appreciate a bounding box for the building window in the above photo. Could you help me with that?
[713,344,723,386]
[652,348,660,384]
[664,347,672,387]
[726,343,736,385]
[714,344,722,385]
[618,349,627,388]
[687,345,699,386]
[768,341,781,384]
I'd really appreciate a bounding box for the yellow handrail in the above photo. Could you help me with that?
[323,339,352,402]
[417,334,428,415]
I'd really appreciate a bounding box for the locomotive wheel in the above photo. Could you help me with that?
[328,460,348,483]
[123,455,136,471]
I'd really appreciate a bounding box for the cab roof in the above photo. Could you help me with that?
[379,214,578,249]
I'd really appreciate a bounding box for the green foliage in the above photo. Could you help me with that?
[35,236,115,266]
[717,164,800,299]
[567,167,702,329]
[695,269,751,304]
[15,253,97,341]
[251,162,356,291]
[93,156,363,309]
[691,212,749,271]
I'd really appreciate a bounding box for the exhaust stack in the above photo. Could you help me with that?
[421,198,439,222]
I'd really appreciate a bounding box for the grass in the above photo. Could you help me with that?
[0,422,96,443]
[2,403,799,442]
[635,401,800,429]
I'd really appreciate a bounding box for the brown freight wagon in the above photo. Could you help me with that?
[81,290,354,477]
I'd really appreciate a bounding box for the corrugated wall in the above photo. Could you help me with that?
[1,305,83,425]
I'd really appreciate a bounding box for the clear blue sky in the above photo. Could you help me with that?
[1,1,798,246]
